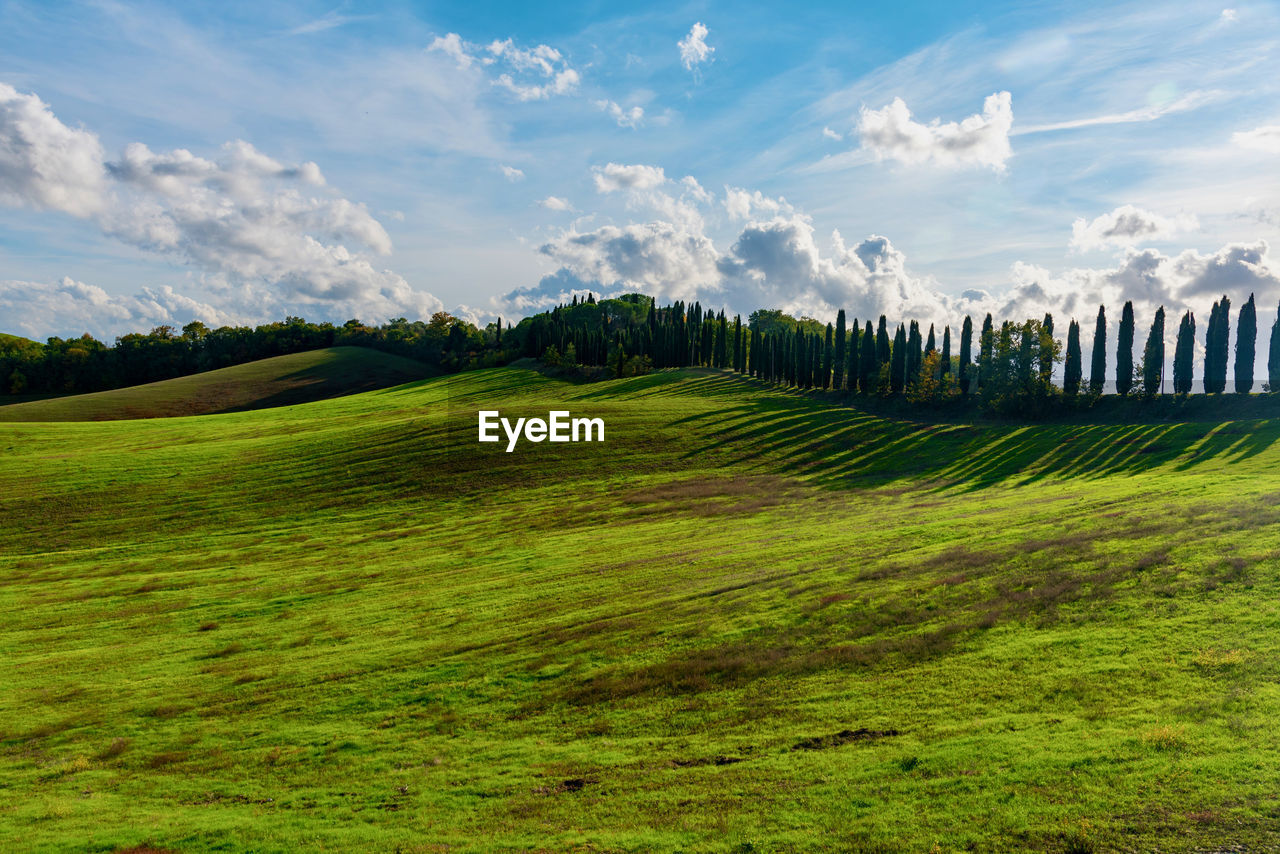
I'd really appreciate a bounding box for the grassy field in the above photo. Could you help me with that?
[2,364,1280,852]
[0,346,432,421]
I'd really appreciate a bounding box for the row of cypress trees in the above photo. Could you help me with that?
[529,291,1280,397]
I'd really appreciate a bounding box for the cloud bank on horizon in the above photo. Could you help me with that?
[0,0,1278,353]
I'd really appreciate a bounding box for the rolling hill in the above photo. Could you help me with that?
[1,366,1279,851]
[0,346,433,421]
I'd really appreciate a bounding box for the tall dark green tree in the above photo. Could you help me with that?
[1039,313,1055,385]
[1270,301,1280,392]
[822,322,834,389]
[833,310,847,390]
[733,315,744,373]
[925,324,936,355]
[1064,319,1082,396]
[1140,306,1165,396]
[876,316,891,365]
[845,318,860,393]
[859,320,877,393]
[906,321,922,387]
[1235,292,1256,394]
[1205,295,1231,393]
[941,325,952,376]
[1089,305,1107,394]
[978,313,994,390]
[1116,301,1135,396]
[959,316,973,394]
[890,323,907,394]
[1173,311,1195,394]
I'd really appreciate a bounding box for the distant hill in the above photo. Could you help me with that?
[0,346,432,421]
[0,332,41,351]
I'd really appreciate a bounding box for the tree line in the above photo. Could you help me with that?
[521,291,1280,414]
[7,290,1280,413]
[1,313,508,396]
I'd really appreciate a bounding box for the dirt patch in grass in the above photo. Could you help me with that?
[792,728,901,751]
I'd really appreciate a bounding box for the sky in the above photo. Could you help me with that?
[1,0,1279,360]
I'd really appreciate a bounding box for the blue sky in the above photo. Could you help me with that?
[1,0,1279,344]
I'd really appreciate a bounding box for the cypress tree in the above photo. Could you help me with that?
[1140,306,1165,396]
[1017,320,1035,391]
[925,324,936,355]
[941,326,951,376]
[845,319,860,393]
[959,316,973,393]
[1116,301,1135,396]
[890,324,907,394]
[833,310,847,391]
[1089,305,1107,394]
[978,313,994,390]
[859,320,876,393]
[1204,300,1220,393]
[876,316,891,365]
[1207,295,1231,393]
[906,321,922,387]
[1270,301,1280,392]
[823,322,834,389]
[735,316,746,373]
[1173,311,1195,394]
[1235,293,1256,394]
[1039,313,1055,385]
[1064,319,1082,396]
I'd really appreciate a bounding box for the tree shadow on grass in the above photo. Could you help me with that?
[671,397,1280,493]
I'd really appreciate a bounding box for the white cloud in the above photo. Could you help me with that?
[0,83,107,217]
[857,91,1013,172]
[678,22,714,72]
[539,196,575,212]
[427,33,474,69]
[724,187,793,221]
[1070,204,1199,251]
[592,162,667,193]
[0,84,444,331]
[595,99,644,128]
[822,126,843,141]
[0,277,232,340]
[681,176,711,203]
[1233,125,1280,153]
[500,164,525,181]
[431,32,580,101]
[1221,8,1238,22]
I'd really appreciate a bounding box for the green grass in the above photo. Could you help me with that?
[3,365,1280,852]
[0,332,40,350]
[0,346,432,421]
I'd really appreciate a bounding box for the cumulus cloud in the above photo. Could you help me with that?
[592,162,667,193]
[496,167,1280,370]
[1070,204,1199,251]
[857,91,1014,172]
[678,22,714,72]
[500,164,525,181]
[1233,125,1280,153]
[539,196,575,212]
[0,83,107,216]
[0,83,444,336]
[595,99,644,128]
[0,277,233,340]
[822,126,843,141]
[430,32,580,101]
[723,187,793,221]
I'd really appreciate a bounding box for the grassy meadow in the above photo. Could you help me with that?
[3,361,1280,851]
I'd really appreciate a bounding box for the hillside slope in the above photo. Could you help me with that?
[1,367,1279,851]
[0,346,432,421]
